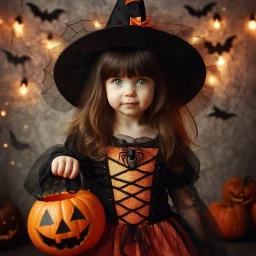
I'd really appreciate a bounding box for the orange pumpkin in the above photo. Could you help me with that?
[250,203,256,231]
[208,201,249,240]
[27,189,106,256]
[222,175,256,211]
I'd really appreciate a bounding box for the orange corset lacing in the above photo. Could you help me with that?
[107,146,158,225]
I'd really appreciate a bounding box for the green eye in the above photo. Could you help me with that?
[114,79,122,85]
[137,78,147,85]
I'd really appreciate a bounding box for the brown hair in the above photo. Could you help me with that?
[63,47,199,172]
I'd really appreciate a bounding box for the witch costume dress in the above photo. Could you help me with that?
[24,133,227,256]
[24,0,227,255]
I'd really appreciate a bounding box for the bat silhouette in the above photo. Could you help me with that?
[208,106,237,120]
[26,3,65,22]
[2,50,31,66]
[205,36,237,55]
[184,2,217,18]
[9,130,31,150]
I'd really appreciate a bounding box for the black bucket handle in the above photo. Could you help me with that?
[37,171,85,201]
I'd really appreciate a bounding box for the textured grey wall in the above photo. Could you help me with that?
[0,0,256,221]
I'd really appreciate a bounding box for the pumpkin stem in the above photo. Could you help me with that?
[228,203,233,208]
[243,175,250,186]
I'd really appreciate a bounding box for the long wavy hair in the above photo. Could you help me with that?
[64,47,199,172]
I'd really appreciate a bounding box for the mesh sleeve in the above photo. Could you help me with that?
[165,149,227,255]
[23,135,91,199]
[164,148,200,190]
[167,184,228,256]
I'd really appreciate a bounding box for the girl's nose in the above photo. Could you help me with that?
[125,84,136,97]
[125,91,136,97]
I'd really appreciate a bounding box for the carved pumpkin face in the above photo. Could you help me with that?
[27,190,106,256]
[222,175,256,211]
[0,202,23,247]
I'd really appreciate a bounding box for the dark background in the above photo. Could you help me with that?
[0,0,256,255]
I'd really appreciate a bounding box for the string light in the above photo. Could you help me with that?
[0,18,3,25]
[5,102,8,106]
[42,32,62,50]
[20,78,28,95]
[208,75,217,85]
[13,15,24,38]
[248,13,256,30]
[3,143,8,148]
[191,37,199,44]
[213,13,221,30]
[217,56,225,66]
[10,161,15,166]
[1,110,7,116]
[43,32,53,49]
[24,124,29,129]
[93,20,101,29]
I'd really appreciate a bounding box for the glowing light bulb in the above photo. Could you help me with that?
[1,111,6,116]
[45,40,61,49]
[213,20,221,29]
[20,78,28,95]
[0,19,3,25]
[13,16,24,38]
[213,13,221,30]
[3,143,8,148]
[20,84,28,95]
[43,33,61,50]
[217,56,225,66]
[248,13,256,30]
[248,20,256,30]
[208,76,217,85]
[24,124,28,129]
[94,20,101,29]
[191,37,199,44]
[10,161,15,166]
[43,32,55,49]
[45,40,53,49]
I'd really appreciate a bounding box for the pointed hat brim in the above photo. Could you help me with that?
[54,25,206,107]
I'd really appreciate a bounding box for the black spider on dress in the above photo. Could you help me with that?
[118,144,144,170]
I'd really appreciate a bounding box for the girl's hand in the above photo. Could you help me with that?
[51,156,80,179]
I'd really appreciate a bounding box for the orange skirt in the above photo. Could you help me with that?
[83,215,200,256]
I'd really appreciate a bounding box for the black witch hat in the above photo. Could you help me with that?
[46,0,217,112]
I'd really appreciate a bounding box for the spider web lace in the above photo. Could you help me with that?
[41,6,219,117]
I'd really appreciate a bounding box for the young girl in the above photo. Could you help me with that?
[24,1,227,255]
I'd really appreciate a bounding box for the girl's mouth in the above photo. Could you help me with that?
[125,103,138,106]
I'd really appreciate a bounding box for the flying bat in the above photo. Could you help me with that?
[184,2,217,18]
[2,49,31,66]
[9,130,31,150]
[204,36,237,55]
[26,3,65,22]
[208,106,237,120]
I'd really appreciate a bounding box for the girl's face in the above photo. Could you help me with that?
[105,75,155,121]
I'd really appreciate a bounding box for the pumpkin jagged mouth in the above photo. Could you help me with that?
[37,223,91,250]
[0,226,18,240]
[228,192,252,204]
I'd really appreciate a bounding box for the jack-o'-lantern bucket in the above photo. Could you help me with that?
[27,172,106,256]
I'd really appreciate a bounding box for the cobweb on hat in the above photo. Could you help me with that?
[41,7,219,116]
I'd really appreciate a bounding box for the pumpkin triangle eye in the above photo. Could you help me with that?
[71,206,86,221]
[40,209,54,226]
[56,219,71,234]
